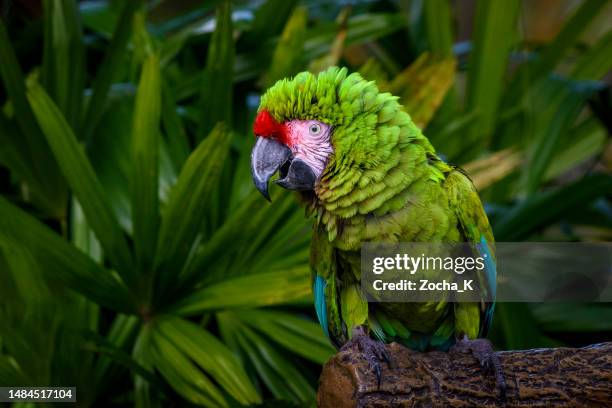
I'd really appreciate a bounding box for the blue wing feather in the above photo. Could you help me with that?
[313,275,329,337]
[478,235,496,336]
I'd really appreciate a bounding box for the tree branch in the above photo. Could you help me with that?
[317,341,612,407]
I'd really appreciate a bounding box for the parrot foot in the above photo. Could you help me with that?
[341,326,390,389]
[452,335,506,401]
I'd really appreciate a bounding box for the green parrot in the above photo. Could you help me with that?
[250,67,503,393]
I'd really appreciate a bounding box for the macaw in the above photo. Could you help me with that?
[250,67,504,394]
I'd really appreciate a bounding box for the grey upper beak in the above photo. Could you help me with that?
[251,137,291,201]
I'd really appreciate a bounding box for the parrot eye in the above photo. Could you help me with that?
[309,123,322,135]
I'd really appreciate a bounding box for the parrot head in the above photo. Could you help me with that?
[250,67,350,201]
[250,66,430,204]
[251,109,333,199]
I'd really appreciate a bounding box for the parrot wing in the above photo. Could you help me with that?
[310,224,345,348]
[311,224,370,348]
[445,168,497,338]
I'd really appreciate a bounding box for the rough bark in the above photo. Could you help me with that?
[317,341,612,407]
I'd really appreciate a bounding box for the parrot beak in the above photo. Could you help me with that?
[251,137,292,201]
[251,137,317,200]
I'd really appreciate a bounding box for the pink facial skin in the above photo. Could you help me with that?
[284,119,334,179]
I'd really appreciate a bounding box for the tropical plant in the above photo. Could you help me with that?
[0,0,610,406]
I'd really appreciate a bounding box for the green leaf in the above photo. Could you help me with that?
[493,174,612,241]
[0,311,54,385]
[423,0,453,56]
[220,317,315,402]
[0,114,46,206]
[83,329,160,387]
[261,6,308,88]
[531,0,608,81]
[465,0,520,152]
[150,323,228,407]
[489,303,557,350]
[41,0,86,131]
[461,148,522,191]
[181,189,307,288]
[198,1,234,140]
[133,325,162,408]
[86,92,178,232]
[131,54,161,282]
[82,1,139,144]
[79,1,120,38]
[154,124,232,297]
[156,3,226,66]
[0,239,50,308]
[158,137,179,204]
[498,1,609,125]
[571,29,612,80]
[429,111,479,159]
[41,0,53,100]
[521,78,600,194]
[229,192,300,264]
[156,316,261,405]
[308,7,350,74]
[88,96,134,232]
[533,304,612,332]
[174,267,311,315]
[249,0,298,43]
[71,197,102,262]
[175,13,405,100]
[0,249,79,387]
[0,196,136,313]
[26,80,136,285]
[93,314,140,393]
[161,81,190,173]
[0,20,66,216]
[0,355,28,386]
[179,190,264,288]
[544,117,607,181]
[130,10,156,73]
[303,13,405,59]
[388,53,456,128]
[358,58,390,88]
[240,199,310,274]
[237,310,334,364]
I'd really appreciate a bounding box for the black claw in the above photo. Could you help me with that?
[498,380,507,401]
[382,350,391,364]
[492,354,507,401]
[379,348,393,370]
[342,325,389,389]
[452,337,507,401]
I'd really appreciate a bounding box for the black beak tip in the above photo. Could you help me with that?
[260,186,272,202]
[253,175,272,202]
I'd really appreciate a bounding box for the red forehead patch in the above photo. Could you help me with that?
[253,110,289,144]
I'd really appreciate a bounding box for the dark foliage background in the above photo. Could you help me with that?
[0,0,610,406]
